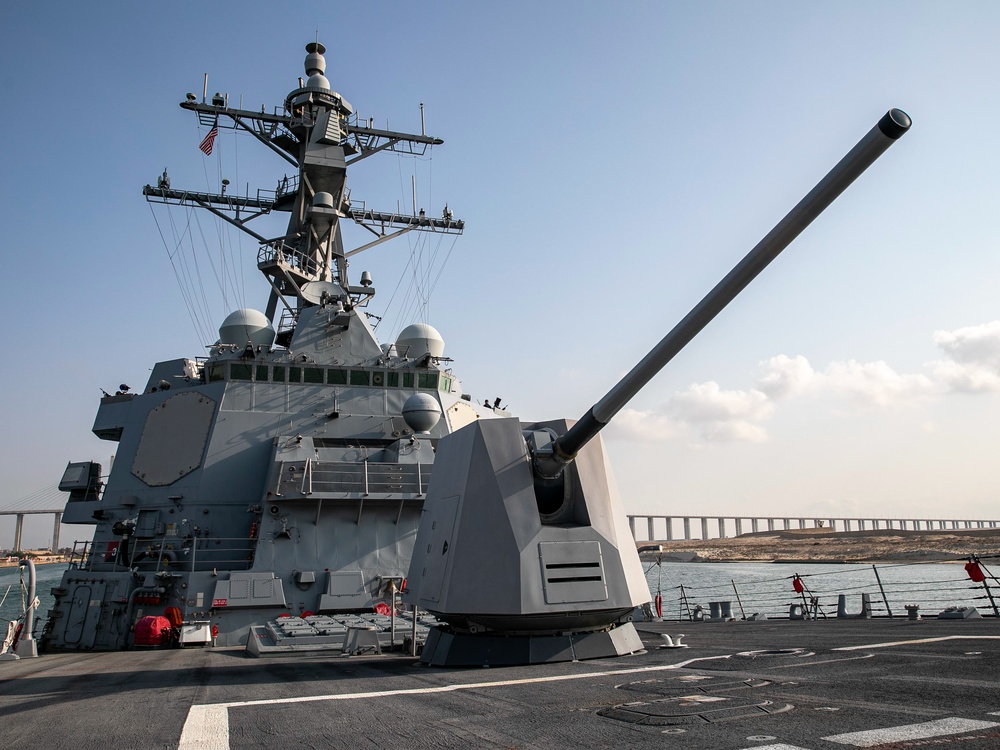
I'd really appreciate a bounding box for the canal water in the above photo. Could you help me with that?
[1,563,67,637]
[643,559,998,620]
[2,560,996,644]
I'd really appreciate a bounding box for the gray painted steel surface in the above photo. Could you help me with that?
[43,42,485,651]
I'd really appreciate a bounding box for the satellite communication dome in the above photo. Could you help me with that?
[396,323,445,360]
[307,73,331,91]
[218,309,275,348]
[402,393,442,433]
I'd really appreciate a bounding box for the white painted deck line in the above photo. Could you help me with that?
[177,653,732,750]
[178,705,229,750]
[736,745,809,750]
[833,635,1000,652]
[823,717,1000,747]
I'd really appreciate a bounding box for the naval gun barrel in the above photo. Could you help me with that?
[542,108,911,472]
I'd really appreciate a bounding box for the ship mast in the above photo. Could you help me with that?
[143,42,463,328]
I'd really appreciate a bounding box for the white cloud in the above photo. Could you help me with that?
[820,359,938,407]
[607,321,1000,446]
[929,321,1000,393]
[609,382,772,444]
[927,359,1000,393]
[666,381,773,423]
[607,408,683,442]
[667,381,772,444]
[755,354,815,399]
[933,321,1000,368]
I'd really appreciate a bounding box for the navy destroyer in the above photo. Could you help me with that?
[44,42,487,651]
[16,38,1000,750]
[39,41,909,669]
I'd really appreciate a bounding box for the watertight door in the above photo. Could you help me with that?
[62,584,106,647]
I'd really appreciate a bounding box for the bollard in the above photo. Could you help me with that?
[708,601,734,621]
[836,593,872,619]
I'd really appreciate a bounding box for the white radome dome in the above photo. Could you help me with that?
[402,392,442,433]
[218,309,275,349]
[396,323,445,360]
[307,73,331,91]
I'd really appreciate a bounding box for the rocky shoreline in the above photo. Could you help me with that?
[638,527,1000,564]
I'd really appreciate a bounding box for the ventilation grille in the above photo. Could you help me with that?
[538,541,608,604]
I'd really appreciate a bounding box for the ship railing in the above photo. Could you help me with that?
[144,184,280,214]
[68,536,257,574]
[271,173,299,204]
[644,555,1000,622]
[176,536,258,573]
[66,540,92,570]
[257,240,320,277]
[346,200,465,233]
[276,308,299,340]
[276,460,433,497]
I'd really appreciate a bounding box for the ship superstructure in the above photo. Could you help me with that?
[41,41,912,661]
[44,42,490,650]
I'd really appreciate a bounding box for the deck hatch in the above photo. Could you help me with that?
[319,571,369,610]
[213,572,287,608]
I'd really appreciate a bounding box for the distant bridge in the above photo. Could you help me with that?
[5,487,999,553]
[0,485,65,552]
[628,514,1000,543]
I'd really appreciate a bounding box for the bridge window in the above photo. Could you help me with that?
[402,372,414,388]
[207,364,224,383]
[327,368,347,385]
[372,372,384,386]
[440,375,452,392]
[230,363,252,381]
[289,367,302,383]
[386,372,399,387]
[272,366,286,383]
[304,367,323,384]
[418,372,439,389]
[256,365,269,381]
[350,370,370,386]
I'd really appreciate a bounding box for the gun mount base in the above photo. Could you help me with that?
[419,622,643,666]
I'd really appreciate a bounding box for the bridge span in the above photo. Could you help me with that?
[5,487,1000,553]
[628,514,1000,542]
[1,485,66,553]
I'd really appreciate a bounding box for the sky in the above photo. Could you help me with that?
[2,1,1000,548]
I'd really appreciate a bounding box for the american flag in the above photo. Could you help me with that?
[199,121,219,155]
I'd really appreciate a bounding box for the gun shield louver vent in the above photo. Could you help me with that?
[538,541,608,605]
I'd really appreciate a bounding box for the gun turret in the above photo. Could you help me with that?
[532,108,911,480]
[406,108,911,667]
